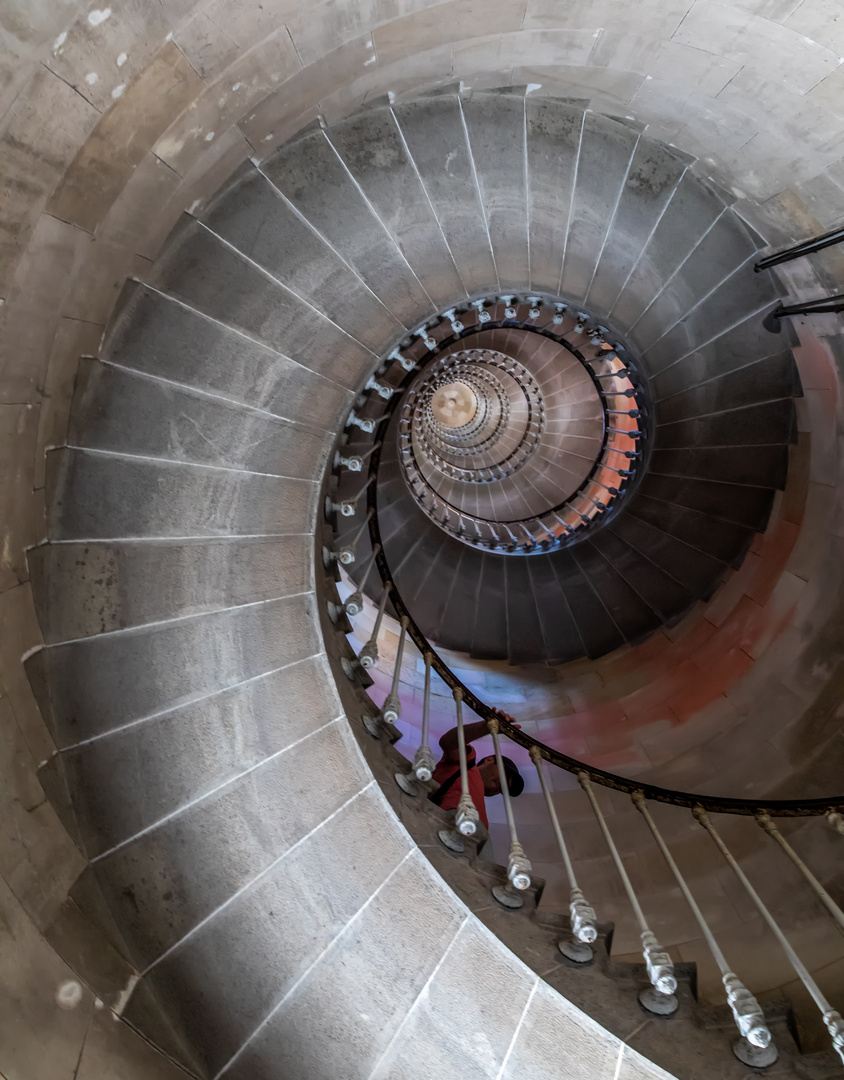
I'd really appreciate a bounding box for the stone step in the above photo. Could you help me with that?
[261,126,436,327]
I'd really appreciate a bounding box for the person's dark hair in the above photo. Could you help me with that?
[500,755,524,797]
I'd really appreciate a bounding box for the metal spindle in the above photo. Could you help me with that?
[323,508,373,566]
[694,807,844,1064]
[341,543,381,617]
[578,772,678,1014]
[632,794,774,1064]
[756,813,844,934]
[530,747,597,962]
[324,474,375,518]
[334,440,382,472]
[344,581,390,686]
[395,650,437,796]
[488,715,531,909]
[435,689,481,854]
[380,615,408,725]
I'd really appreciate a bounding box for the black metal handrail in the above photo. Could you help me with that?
[358,405,844,819]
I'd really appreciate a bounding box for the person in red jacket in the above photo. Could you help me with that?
[430,708,525,829]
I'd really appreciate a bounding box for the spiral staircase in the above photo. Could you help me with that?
[4,5,844,1080]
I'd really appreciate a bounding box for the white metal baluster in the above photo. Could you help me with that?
[347,581,390,694]
[323,508,373,567]
[530,747,597,961]
[578,772,678,1014]
[756,813,844,935]
[340,543,381,618]
[324,474,375,518]
[437,688,481,854]
[380,615,408,729]
[394,649,437,796]
[632,794,774,1064]
[694,807,844,1064]
[489,715,531,909]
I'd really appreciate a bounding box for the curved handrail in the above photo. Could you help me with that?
[352,338,844,817]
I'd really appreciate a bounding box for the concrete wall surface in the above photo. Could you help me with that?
[2,2,844,1077]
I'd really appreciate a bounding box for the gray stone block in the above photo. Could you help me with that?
[629,210,762,355]
[525,97,583,294]
[147,216,375,388]
[611,172,727,332]
[642,259,783,375]
[133,784,413,1076]
[91,719,370,970]
[327,107,467,309]
[655,348,799,424]
[223,850,464,1080]
[45,448,317,541]
[560,113,640,303]
[460,95,531,290]
[656,398,795,449]
[392,95,499,295]
[500,979,618,1080]
[587,139,691,318]
[262,128,435,327]
[202,164,406,353]
[105,283,354,429]
[28,591,322,747]
[54,653,343,858]
[29,535,313,643]
[370,919,535,1079]
[68,358,333,479]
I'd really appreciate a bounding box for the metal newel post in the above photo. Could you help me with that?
[381,614,408,725]
[578,772,678,1014]
[489,715,531,909]
[531,746,597,962]
[756,813,844,934]
[632,794,774,1064]
[694,807,844,1065]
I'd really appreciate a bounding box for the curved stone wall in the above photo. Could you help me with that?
[3,2,844,1075]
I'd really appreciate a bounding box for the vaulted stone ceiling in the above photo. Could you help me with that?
[3,1,844,1077]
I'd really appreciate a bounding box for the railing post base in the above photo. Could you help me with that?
[732,1037,778,1069]
[362,713,381,739]
[437,828,466,854]
[638,986,679,1016]
[492,883,524,910]
[558,938,594,964]
[394,771,419,796]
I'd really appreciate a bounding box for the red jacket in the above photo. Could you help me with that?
[431,745,488,828]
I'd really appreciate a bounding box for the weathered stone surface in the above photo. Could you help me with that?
[393,94,499,294]
[202,164,406,350]
[48,44,204,233]
[134,784,412,1076]
[45,447,318,541]
[147,217,376,387]
[28,589,323,746]
[55,653,344,857]
[91,719,370,969]
[327,107,467,308]
[223,850,465,1080]
[68,357,333,478]
[103,283,354,428]
[0,67,99,293]
[151,30,301,177]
